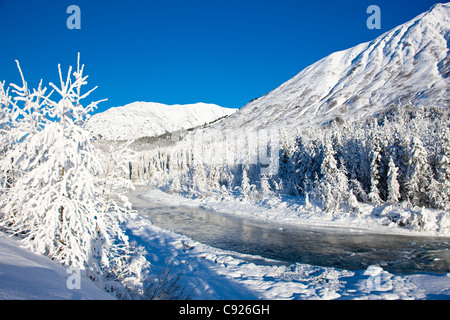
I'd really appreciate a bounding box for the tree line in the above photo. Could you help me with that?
[129,104,450,216]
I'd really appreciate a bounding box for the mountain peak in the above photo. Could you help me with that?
[411,1,449,30]
[210,3,449,134]
[86,102,236,140]
[428,2,449,13]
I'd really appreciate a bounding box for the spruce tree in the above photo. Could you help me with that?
[431,127,450,209]
[240,166,252,201]
[260,174,272,198]
[368,126,383,205]
[318,137,342,212]
[405,136,431,207]
[387,156,401,204]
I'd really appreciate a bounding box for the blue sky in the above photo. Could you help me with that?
[0,0,444,113]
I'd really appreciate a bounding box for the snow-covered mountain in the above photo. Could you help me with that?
[210,3,449,134]
[86,102,236,140]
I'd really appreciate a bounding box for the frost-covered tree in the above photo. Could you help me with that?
[405,136,431,207]
[348,189,359,212]
[189,163,208,195]
[386,156,400,204]
[259,174,272,198]
[428,177,443,209]
[0,56,149,298]
[389,130,409,200]
[285,135,322,197]
[239,166,252,201]
[0,81,14,189]
[220,184,229,199]
[98,141,136,198]
[318,137,341,212]
[208,164,220,191]
[169,174,182,194]
[0,63,52,192]
[430,127,450,209]
[290,136,309,193]
[0,81,12,141]
[368,126,383,205]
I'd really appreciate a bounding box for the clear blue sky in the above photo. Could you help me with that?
[0,0,444,113]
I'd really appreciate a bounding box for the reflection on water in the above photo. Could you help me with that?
[132,193,450,275]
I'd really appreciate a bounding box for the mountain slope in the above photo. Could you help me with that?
[86,102,236,140]
[210,3,449,134]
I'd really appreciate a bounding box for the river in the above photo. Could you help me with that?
[128,188,450,275]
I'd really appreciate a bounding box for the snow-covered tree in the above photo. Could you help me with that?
[348,189,359,212]
[0,63,52,192]
[95,140,137,204]
[346,134,370,201]
[429,127,450,209]
[389,130,409,201]
[259,174,272,198]
[189,163,208,195]
[386,156,400,204]
[295,137,323,195]
[0,56,149,298]
[0,81,14,190]
[405,136,431,207]
[208,164,221,191]
[169,174,182,194]
[318,137,341,212]
[239,166,252,201]
[0,81,12,140]
[428,177,443,209]
[220,184,229,199]
[368,126,383,205]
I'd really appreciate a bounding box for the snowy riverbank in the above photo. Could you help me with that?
[1,185,449,300]
[124,185,450,300]
[138,185,450,237]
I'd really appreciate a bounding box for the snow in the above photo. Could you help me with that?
[86,102,236,141]
[138,185,449,239]
[2,3,450,301]
[2,184,449,300]
[1,187,449,301]
[86,3,450,300]
[209,3,449,135]
[0,55,150,300]
[0,233,115,300]
[122,185,450,300]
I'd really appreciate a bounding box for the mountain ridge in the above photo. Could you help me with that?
[86,102,237,140]
[88,3,449,141]
[207,2,449,134]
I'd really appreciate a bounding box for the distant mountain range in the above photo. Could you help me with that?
[86,102,236,140]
